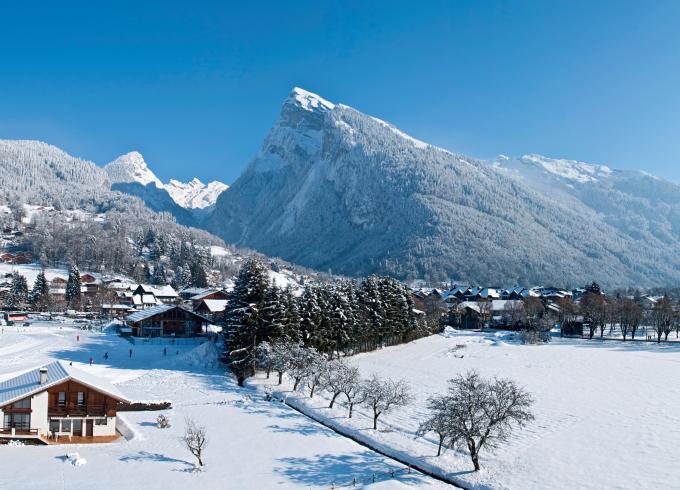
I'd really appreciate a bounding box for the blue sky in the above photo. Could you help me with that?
[1,1,680,184]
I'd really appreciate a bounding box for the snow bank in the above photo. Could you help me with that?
[66,452,87,466]
[174,341,222,369]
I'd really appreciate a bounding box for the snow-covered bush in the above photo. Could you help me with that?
[156,414,170,429]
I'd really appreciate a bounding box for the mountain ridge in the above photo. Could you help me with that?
[206,88,680,287]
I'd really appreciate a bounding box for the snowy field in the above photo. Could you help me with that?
[256,329,680,489]
[0,323,446,489]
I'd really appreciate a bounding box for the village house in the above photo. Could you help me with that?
[124,304,210,337]
[194,298,228,319]
[189,289,229,309]
[0,361,131,444]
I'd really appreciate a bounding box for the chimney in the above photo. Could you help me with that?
[39,367,48,385]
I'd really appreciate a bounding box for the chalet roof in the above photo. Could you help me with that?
[181,287,213,297]
[199,299,228,313]
[125,304,212,324]
[125,304,175,322]
[190,289,222,301]
[0,361,130,408]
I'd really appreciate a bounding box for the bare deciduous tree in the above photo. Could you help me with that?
[428,370,534,471]
[416,394,451,456]
[322,360,358,409]
[361,374,412,430]
[181,417,208,468]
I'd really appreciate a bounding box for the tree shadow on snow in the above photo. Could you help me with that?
[119,451,193,468]
[275,451,424,487]
[266,422,332,438]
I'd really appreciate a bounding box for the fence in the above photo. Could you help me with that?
[324,465,416,489]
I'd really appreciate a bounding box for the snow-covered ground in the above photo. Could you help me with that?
[254,329,680,490]
[0,323,447,489]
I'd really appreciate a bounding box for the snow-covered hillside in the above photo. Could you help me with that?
[105,152,227,210]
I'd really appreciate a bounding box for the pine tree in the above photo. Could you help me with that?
[7,272,29,310]
[151,263,167,285]
[223,257,271,385]
[30,270,50,311]
[65,264,82,310]
[191,261,208,288]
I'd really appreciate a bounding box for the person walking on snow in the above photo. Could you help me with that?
[129,348,132,358]
[89,357,93,366]
[163,347,167,356]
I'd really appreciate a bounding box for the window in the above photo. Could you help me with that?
[12,398,30,409]
[3,414,9,429]
[61,419,71,432]
[58,392,66,408]
[72,419,82,434]
[95,418,107,425]
[12,413,30,430]
[49,419,60,433]
[77,392,85,407]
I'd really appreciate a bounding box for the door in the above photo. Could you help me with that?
[86,419,94,437]
[72,419,82,437]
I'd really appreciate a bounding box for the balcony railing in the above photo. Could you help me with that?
[0,428,39,436]
[48,404,107,416]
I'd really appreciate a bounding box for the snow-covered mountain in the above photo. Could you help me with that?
[165,178,229,209]
[104,152,227,212]
[104,151,164,188]
[207,87,680,287]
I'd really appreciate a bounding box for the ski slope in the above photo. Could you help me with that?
[0,323,447,489]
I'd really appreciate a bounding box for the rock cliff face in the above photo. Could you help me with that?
[208,88,680,286]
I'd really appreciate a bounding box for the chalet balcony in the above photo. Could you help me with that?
[48,403,108,417]
[0,427,39,436]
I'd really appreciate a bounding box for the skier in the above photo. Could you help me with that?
[89,357,93,366]
[129,348,132,358]
[163,347,167,356]
[104,352,109,360]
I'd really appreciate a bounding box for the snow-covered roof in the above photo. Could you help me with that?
[181,287,213,296]
[152,285,178,298]
[199,299,228,313]
[125,304,175,322]
[0,361,130,407]
[190,289,220,301]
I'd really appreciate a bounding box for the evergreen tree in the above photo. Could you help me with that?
[224,257,271,385]
[151,263,167,285]
[30,269,50,311]
[191,261,208,288]
[7,272,29,310]
[65,264,82,309]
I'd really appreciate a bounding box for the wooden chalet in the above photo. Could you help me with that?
[190,289,229,309]
[0,361,130,443]
[195,298,228,318]
[124,304,210,337]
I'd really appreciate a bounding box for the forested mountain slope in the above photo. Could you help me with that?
[208,88,680,287]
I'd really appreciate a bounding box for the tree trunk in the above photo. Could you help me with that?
[237,375,244,387]
[309,384,316,398]
[293,378,301,391]
[373,411,379,430]
[437,435,443,457]
[329,392,340,408]
[348,402,354,418]
[266,368,271,379]
[278,371,283,385]
[467,438,480,471]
